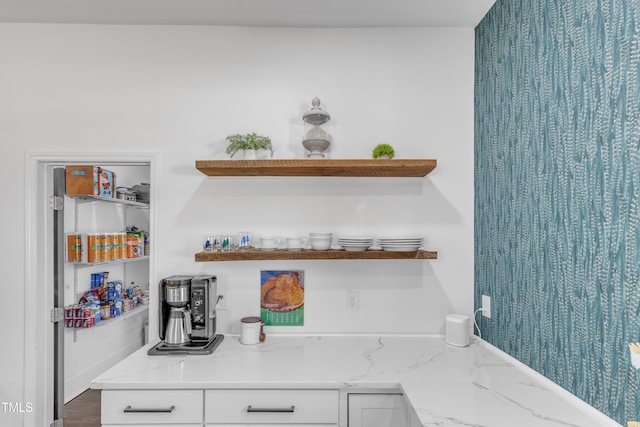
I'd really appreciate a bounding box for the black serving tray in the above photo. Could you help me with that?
[148,334,224,355]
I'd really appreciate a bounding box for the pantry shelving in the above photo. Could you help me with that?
[68,194,150,208]
[70,305,149,332]
[72,256,149,268]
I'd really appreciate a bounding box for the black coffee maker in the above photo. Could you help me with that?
[148,275,224,355]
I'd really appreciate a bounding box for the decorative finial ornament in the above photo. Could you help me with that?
[302,97,332,159]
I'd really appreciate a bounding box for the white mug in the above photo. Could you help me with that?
[240,316,264,345]
[286,238,307,250]
[260,238,281,249]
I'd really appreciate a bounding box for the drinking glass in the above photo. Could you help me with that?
[220,234,235,252]
[203,235,221,252]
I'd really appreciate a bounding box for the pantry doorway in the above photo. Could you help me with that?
[24,152,159,427]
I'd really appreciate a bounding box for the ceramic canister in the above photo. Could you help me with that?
[240,316,264,345]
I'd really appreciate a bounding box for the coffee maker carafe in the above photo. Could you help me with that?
[149,275,224,355]
[163,276,192,345]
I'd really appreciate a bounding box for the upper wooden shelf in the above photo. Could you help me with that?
[195,249,437,262]
[195,159,437,177]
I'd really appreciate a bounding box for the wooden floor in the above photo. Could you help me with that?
[64,388,101,427]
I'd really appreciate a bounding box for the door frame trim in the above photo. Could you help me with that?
[24,152,160,426]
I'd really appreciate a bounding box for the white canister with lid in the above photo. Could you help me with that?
[240,316,265,345]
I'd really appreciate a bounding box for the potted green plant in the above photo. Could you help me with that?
[372,143,395,159]
[225,133,274,159]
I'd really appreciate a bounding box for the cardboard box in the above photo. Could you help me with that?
[66,166,115,198]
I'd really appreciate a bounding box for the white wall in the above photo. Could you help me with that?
[0,23,474,425]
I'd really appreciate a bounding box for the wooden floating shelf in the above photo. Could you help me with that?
[195,159,437,177]
[195,249,437,262]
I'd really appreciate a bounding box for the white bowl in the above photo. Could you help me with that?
[309,232,333,238]
[310,238,332,251]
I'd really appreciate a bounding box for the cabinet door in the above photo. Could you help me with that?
[348,394,407,427]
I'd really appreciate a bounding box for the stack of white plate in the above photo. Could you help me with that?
[378,237,424,252]
[338,237,374,252]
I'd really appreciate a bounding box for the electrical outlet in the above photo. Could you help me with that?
[216,294,227,311]
[481,294,491,318]
[346,291,359,311]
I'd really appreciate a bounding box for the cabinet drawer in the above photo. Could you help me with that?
[102,389,203,424]
[205,389,338,424]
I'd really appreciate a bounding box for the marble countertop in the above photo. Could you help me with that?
[91,335,620,427]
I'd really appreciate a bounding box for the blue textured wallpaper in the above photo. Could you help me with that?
[474,0,640,424]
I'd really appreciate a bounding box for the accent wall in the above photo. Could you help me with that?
[475,0,640,424]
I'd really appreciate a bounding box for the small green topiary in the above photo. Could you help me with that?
[372,143,395,159]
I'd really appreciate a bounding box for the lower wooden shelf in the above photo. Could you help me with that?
[195,249,437,262]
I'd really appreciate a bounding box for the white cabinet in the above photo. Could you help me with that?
[348,393,407,427]
[204,389,338,425]
[101,390,203,425]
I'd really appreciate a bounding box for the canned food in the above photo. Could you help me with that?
[100,302,110,320]
[82,306,92,318]
[126,236,138,258]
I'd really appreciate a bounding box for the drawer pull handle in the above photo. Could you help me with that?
[123,405,176,413]
[246,405,295,413]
